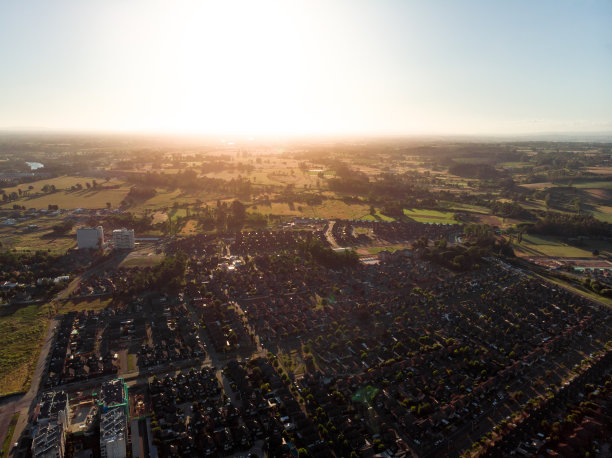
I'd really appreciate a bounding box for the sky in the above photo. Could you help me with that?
[0,0,611,136]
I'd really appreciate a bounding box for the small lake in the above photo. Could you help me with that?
[26,162,44,170]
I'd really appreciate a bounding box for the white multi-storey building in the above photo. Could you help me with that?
[76,226,104,250]
[112,228,135,250]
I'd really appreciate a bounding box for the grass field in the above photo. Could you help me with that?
[366,245,411,254]
[119,251,164,268]
[589,206,612,223]
[1,177,130,210]
[56,297,113,314]
[309,200,372,220]
[0,305,50,396]
[441,201,490,214]
[360,212,395,222]
[403,208,457,224]
[1,413,19,457]
[0,220,76,253]
[572,181,612,189]
[513,234,612,258]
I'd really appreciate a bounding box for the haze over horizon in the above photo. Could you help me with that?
[1,0,611,137]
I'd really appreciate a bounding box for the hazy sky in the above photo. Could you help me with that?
[1,0,611,136]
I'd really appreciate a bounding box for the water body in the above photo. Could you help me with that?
[26,162,44,170]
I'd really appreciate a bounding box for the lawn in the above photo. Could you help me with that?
[403,209,457,224]
[0,305,50,396]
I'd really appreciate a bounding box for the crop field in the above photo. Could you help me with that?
[0,304,50,396]
[403,208,457,224]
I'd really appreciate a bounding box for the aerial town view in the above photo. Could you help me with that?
[0,1,611,458]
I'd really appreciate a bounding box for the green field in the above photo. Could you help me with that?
[572,181,612,189]
[0,305,50,396]
[57,297,113,314]
[366,245,410,254]
[589,206,612,223]
[119,251,164,268]
[403,208,457,224]
[513,234,612,258]
[440,201,490,214]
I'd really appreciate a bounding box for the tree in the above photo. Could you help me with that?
[52,220,74,235]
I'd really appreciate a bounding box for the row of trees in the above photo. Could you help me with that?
[528,212,612,237]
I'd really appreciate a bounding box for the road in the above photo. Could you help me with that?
[324,220,340,248]
[0,318,57,457]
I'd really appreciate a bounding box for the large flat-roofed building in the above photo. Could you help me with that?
[32,422,66,458]
[76,226,104,250]
[112,228,135,250]
[100,407,127,458]
[97,378,129,416]
[37,391,69,427]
